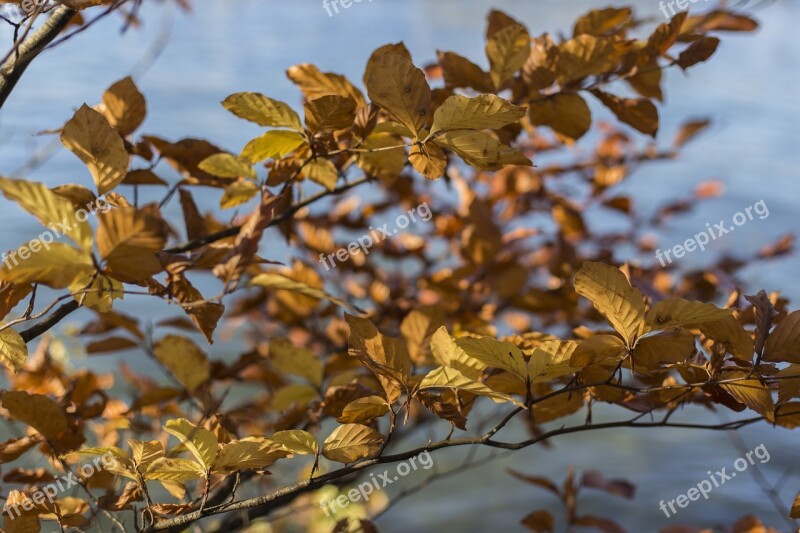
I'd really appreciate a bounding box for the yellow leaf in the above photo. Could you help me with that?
[221,92,302,131]
[0,243,93,289]
[101,77,147,136]
[763,310,800,363]
[240,130,306,164]
[286,63,365,103]
[400,306,444,365]
[304,95,357,132]
[409,142,447,180]
[697,316,754,360]
[418,366,524,407]
[528,340,580,383]
[365,53,431,136]
[68,446,136,479]
[69,271,124,312]
[268,383,319,411]
[633,329,696,371]
[528,93,592,141]
[486,13,530,89]
[645,299,734,331]
[0,177,92,253]
[212,439,286,473]
[96,207,167,282]
[322,423,384,463]
[345,314,410,403]
[429,94,525,135]
[144,457,206,482]
[269,338,323,386]
[720,371,774,422]
[60,104,129,195]
[557,35,622,85]
[270,430,319,455]
[220,180,260,209]
[574,261,646,346]
[128,439,164,469]
[430,327,484,380]
[250,272,357,312]
[357,132,406,182]
[338,396,390,424]
[437,51,494,92]
[434,130,531,171]
[570,335,626,368]
[1,391,67,440]
[0,327,27,372]
[198,153,256,179]
[455,335,527,383]
[573,7,632,37]
[153,335,210,392]
[303,158,338,190]
[164,418,218,470]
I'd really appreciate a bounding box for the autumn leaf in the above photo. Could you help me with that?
[0,327,27,373]
[322,423,384,463]
[418,366,524,407]
[574,261,646,346]
[222,92,303,130]
[365,52,431,136]
[97,207,167,282]
[153,335,211,392]
[164,418,218,471]
[61,105,130,195]
[1,391,67,440]
[101,77,147,136]
[429,94,525,135]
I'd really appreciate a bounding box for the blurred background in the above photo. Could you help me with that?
[0,0,798,531]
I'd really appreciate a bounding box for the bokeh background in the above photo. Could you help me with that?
[0,0,798,531]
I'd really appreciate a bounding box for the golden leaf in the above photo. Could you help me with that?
[303,158,338,190]
[96,207,167,282]
[570,335,627,368]
[286,63,365,103]
[418,366,524,407]
[0,243,93,289]
[365,53,431,136]
[220,180,260,209]
[101,77,147,136]
[0,327,27,373]
[434,130,531,170]
[240,130,306,164]
[60,104,129,195]
[144,458,206,482]
[485,11,530,89]
[322,423,384,463]
[645,298,734,330]
[221,92,302,130]
[430,327,485,380]
[357,132,406,182]
[429,94,525,135]
[1,391,67,440]
[304,95,357,132]
[763,310,800,363]
[455,335,527,383]
[269,338,323,387]
[409,142,447,180]
[164,418,218,470]
[528,93,592,141]
[591,90,659,137]
[529,340,580,383]
[0,177,92,253]
[338,396,390,424]
[198,153,256,179]
[270,430,319,455]
[153,336,210,392]
[574,261,646,346]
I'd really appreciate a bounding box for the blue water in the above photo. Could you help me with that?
[0,1,798,531]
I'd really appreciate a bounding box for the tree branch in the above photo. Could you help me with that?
[0,5,76,110]
[143,415,764,532]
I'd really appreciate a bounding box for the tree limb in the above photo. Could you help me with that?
[0,5,76,110]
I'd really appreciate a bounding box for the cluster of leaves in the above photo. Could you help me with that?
[0,4,795,533]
